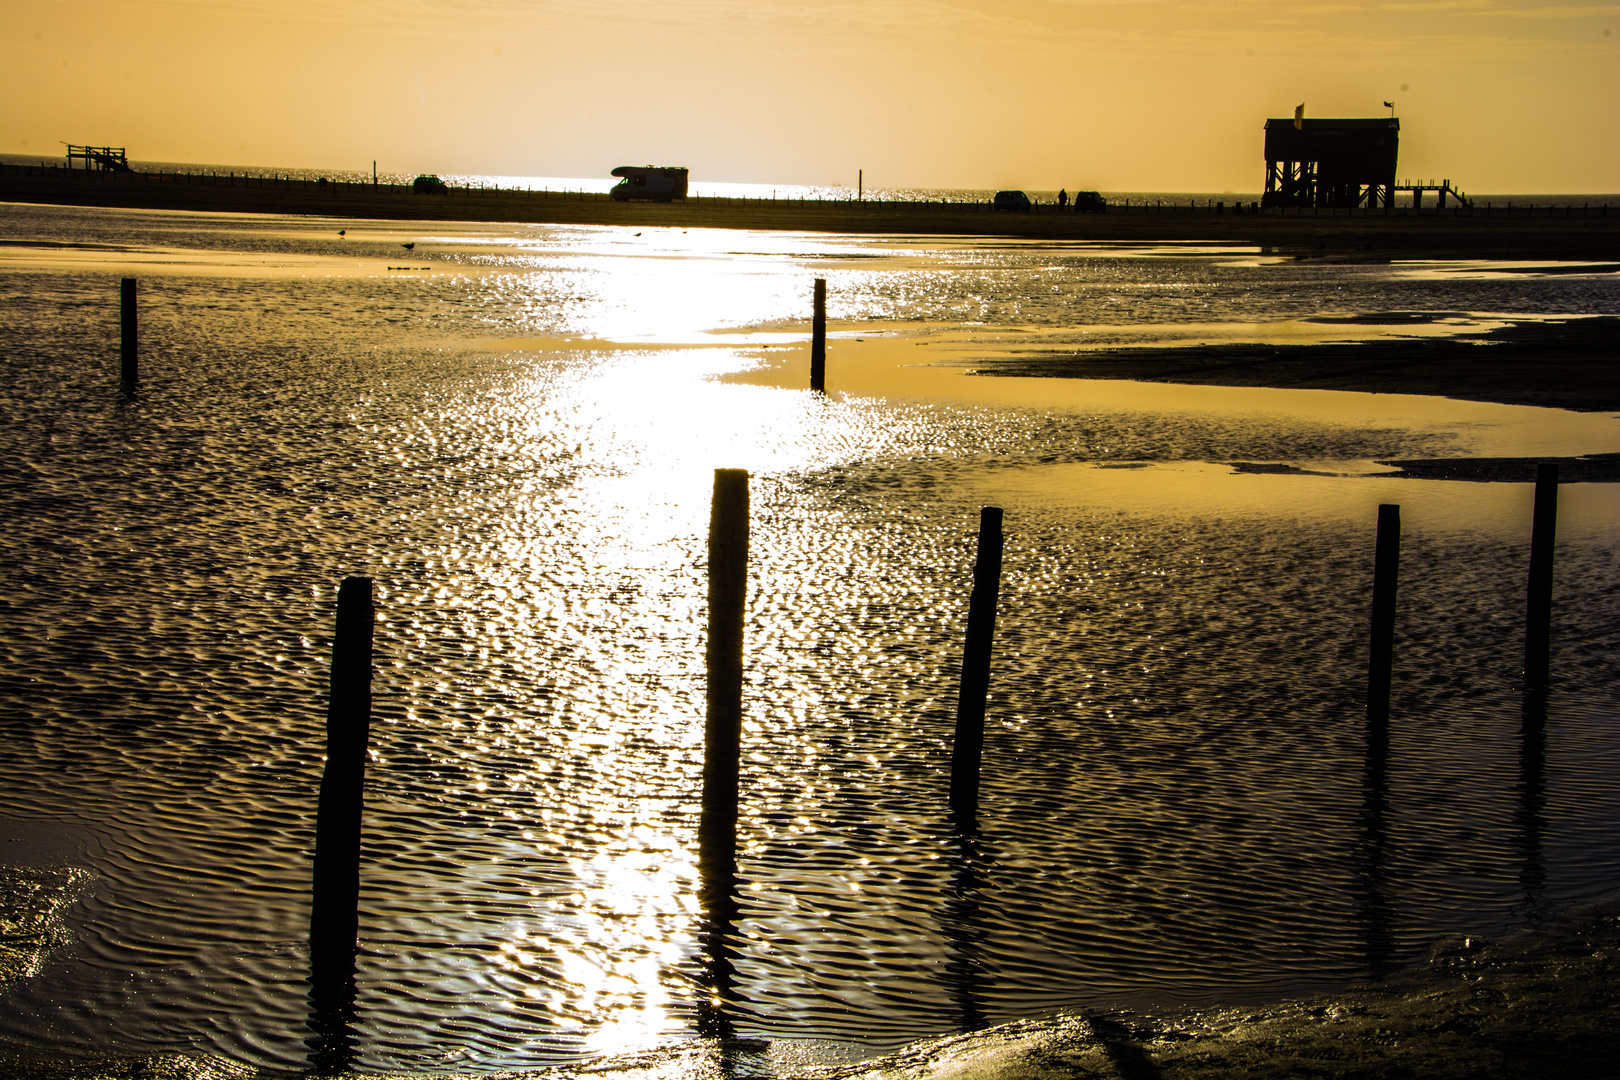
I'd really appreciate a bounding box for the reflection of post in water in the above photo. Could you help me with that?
[307,576,374,1075]
[1355,716,1396,979]
[697,856,741,1043]
[940,823,993,1033]
[1516,689,1549,916]
[307,964,360,1076]
[698,469,748,1045]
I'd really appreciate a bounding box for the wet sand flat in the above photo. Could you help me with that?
[5,167,1620,262]
[5,895,1618,1078]
[798,896,1620,1080]
[3,191,1618,1080]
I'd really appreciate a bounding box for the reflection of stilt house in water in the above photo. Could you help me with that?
[1262,118,1398,208]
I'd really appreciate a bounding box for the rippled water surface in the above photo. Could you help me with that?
[1,204,1618,1073]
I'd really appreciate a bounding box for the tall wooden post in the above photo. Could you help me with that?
[1524,464,1559,685]
[120,278,138,385]
[951,507,1004,820]
[1367,505,1400,728]
[700,470,750,900]
[810,279,827,393]
[307,576,373,1073]
[310,577,374,965]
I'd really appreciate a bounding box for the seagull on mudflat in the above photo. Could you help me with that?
[402,242,415,250]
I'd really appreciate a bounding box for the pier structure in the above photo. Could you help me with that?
[1263,117,1399,209]
[1397,179,1471,209]
[65,144,132,173]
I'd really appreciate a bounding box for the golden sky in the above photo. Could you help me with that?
[4,0,1616,192]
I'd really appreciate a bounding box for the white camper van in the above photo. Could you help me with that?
[609,166,689,203]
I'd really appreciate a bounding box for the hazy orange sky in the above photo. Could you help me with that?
[4,0,1616,192]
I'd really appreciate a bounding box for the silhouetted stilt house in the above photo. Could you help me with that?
[1262,118,1398,209]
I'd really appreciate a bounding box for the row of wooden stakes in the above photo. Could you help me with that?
[307,465,1561,1052]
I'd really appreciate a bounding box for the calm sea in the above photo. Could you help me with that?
[1,202,1618,1074]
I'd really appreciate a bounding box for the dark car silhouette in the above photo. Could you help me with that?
[413,174,449,194]
[1073,190,1108,212]
[993,190,1033,212]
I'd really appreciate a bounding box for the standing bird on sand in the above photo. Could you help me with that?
[402,242,415,250]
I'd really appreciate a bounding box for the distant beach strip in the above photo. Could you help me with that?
[6,163,1616,433]
[4,162,1619,263]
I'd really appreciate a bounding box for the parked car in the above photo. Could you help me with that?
[413,174,448,194]
[993,190,1033,212]
[1072,190,1107,212]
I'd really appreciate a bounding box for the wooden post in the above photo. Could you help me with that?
[951,507,1004,820]
[119,278,138,386]
[810,279,827,393]
[1525,464,1559,685]
[700,470,749,898]
[1367,505,1400,727]
[310,577,374,993]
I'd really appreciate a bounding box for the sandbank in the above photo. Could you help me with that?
[970,314,1620,415]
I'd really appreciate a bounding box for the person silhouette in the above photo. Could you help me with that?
[1058,189,1069,210]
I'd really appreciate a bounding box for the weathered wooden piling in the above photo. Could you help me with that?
[951,506,1004,819]
[810,278,827,393]
[1367,504,1400,727]
[695,471,749,1037]
[309,577,375,990]
[120,278,138,385]
[700,470,750,895]
[1524,463,1559,685]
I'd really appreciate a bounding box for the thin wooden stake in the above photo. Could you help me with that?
[700,470,750,896]
[1525,464,1559,685]
[1367,505,1400,728]
[951,506,1004,820]
[810,279,827,393]
[120,278,138,385]
[310,577,374,983]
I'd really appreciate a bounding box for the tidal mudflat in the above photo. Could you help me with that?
[1,205,1617,1075]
